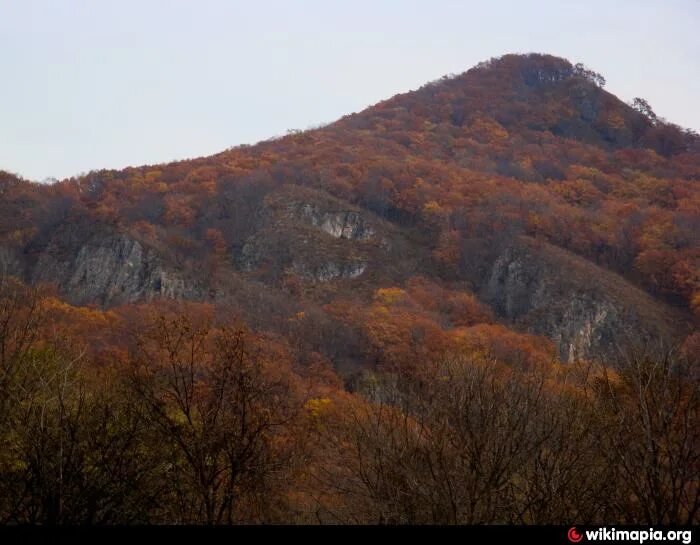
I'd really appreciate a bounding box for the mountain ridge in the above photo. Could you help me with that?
[1,53,697,365]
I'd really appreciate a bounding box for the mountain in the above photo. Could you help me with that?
[1,53,697,365]
[1,53,699,526]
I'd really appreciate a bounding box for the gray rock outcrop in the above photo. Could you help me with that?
[31,226,196,306]
[481,241,682,362]
[296,203,375,241]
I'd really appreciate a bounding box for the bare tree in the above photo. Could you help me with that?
[591,344,700,524]
[129,315,298,524]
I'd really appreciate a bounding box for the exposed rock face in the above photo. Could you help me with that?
[539,295,620,363]
[481,241,679,362]
[296,203,375,241]
[292,260,367,282]
[31,226,196,306]
[238,239,265,273]
[238,232,368,283]
[234,188,383,283]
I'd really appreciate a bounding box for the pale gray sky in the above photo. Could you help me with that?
[1,0,698,181]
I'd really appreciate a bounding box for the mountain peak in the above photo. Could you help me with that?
[339,53,695,158]
[468,52,605,87]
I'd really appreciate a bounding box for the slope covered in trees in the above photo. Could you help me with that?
[0,53,698,524]
[1,53,697,365]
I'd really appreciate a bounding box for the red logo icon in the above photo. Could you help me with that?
[568,527,583,543]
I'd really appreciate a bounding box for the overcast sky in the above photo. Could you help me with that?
[1,0,698,181]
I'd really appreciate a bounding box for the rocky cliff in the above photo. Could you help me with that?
[236,185,418,284]
[480,239,686,361]
[28,223,200,306]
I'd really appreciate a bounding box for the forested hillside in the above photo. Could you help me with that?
[0,54,697,524]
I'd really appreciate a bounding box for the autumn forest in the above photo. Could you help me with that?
[0,54,698,525]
